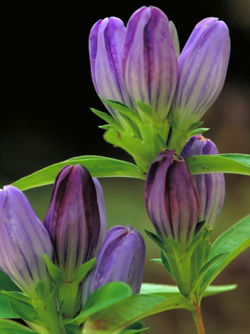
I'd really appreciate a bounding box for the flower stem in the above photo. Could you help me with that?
[192,303,206,334]
[32,291,66,334]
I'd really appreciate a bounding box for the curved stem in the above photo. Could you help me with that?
[192,303,206,334]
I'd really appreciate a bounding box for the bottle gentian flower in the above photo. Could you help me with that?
[89,6,178,121]
[170,18,230,131]
[0,186,53,294]
[82,226,145,303]
[44,165,105,281]
[145,150,200,242]
[181,135,225,226]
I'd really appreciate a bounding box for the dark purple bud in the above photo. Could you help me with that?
[44,165,104,281]
[82,226,145,303]
[145,150,200,242]
[182,135,225,226]
[0,186,52,294]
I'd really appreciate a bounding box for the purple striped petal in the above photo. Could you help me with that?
[82,226,145,303]
[182,135,225,226]
[0,186,52,293]
[123,6,178,120]
[89,17,131,117]
[44,165,102,281]
[145,150,200,242]
[171,18,230,129]
[169,21,180,57]
[93,178,107,249]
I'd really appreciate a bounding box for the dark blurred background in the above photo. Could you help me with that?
[1,0,250,333]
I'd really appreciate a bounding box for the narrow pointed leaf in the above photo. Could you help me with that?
[91,108,122,130]
[140,283,237,297]
[0,320,36,334]
[82,294,191,334]
[198,215,250,295]
[70,282,132,325]
[0,294,20,318]
[0,270,19,291]
[75,258,96,284]
[186,154,250,175]
[8,299,40,324]
[12,156,144,191]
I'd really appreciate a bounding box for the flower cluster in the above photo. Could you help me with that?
[90,6,230,130]
[0,165,145,307]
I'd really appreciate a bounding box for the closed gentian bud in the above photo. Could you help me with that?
[123,6,178,120]
[171,18,230,130]
[89,17,131,119]
[44,165,103,281]
[145,150,200,242]
[0,186,52,294]
[181,135,225,227]
[82,226,145,303]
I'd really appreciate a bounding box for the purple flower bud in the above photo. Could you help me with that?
[123,6,178,120]
[89,17,131,118]
[89,6,178,121]
[171,18,230,130]
[0,186,52,293]
[44,165,104,281]
[182,135,225,226]
[93,178,106,249]
[82,226,145,303]
[145,150,200,242]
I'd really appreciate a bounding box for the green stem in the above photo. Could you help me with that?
[58,281,81,318]
[32,291,66,334]
[191,303,206,334]
[167,126,189,153]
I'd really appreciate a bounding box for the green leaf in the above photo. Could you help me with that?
[204,284,237,296]
[198,215,250,295]
[8,299,40,324]
[144,230,164,249]
[150,258,162,264]
[70,282,133,325]
[75,258,96,284]
[136,101,154,116]
[44,254,62,282]
[12,156,144,191]
[90,108,122,131]
[0,293,19,318]
[121,321,149,333]
[0,320,36,334]
[82,294,191,334]
[0,270,19,291]
[1,291,30,304]
[140,283,237,297]
[65,323,82,334]
[188,128,210,136]
[186,153,250,175]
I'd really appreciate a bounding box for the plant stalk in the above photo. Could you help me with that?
[32,291,66,334]
[192,303,206,334]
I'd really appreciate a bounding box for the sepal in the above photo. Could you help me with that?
[56,259,96,318]
[93,99,169,172]
[74,258,96,284]
[44,254,63,283]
